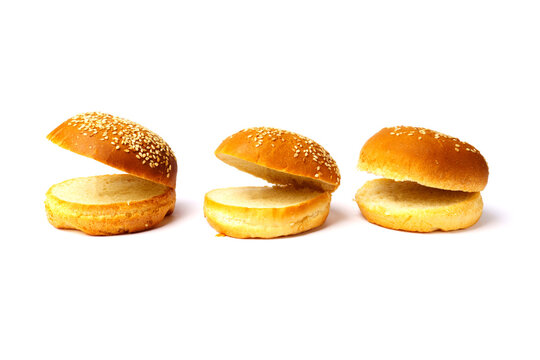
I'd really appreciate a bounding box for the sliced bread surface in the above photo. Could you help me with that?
[45,174,175,235]
[204,186,331,238]
[215,127,340,192]
[355,178,483,232]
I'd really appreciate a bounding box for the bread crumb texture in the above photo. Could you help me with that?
[355,179,483,232]
[216,127,340,192]
[204,186,331,238]
[45,174,175,235]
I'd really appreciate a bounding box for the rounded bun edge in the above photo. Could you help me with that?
[47,112,177,189]
[358,126,488,192]
[215,127,341,192]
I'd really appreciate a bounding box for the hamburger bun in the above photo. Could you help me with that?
[358,126,488,192]
[205,127,340,238]
[47,112,177,189]
[215,127,340,192]
[204,186,330,239]
[46,112,177,235]
[355,179,483,232]
[356,126,489,232]
[45,174,175,235]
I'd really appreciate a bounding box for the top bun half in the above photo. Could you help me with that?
[47,112,177,189]
[215,127,340,192]
[358,126,488,192]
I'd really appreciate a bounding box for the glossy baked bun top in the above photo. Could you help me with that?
[47,112,177,189]
[358,126,488,192]
[215,127,340,192]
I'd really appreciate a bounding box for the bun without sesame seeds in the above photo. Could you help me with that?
[205,127,340,238]
[45,112,177,235]
[357,126,488,192]
[45,174,175,236]
[355,179,483,233]
[204,186,331,239]
[355,126,489,232]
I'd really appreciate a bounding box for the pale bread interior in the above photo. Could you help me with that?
[358,179,476,208]
[355,178,483,232]
[216,153,335,192]
[50,174,169,205]
[206,186,324,208]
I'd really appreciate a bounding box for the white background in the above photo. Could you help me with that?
[1,1,539,359]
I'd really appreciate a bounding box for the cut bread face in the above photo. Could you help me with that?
[214,127,340,192]
[204,186,331,239]
[216,153,337,192]
[45,174,175,236]
[355,179,483,232]
[207,127,340,238]
[46,112,178,235]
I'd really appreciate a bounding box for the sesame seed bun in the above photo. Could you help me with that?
[47,112,177,189]
[358,126,488,192]
[204,186,330,239]
[45,174,175,236]
[215,127,340,192]
[205,127,339,238]
[355,179,483,232]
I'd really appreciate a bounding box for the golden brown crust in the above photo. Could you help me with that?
[358,126,488,192]
[203,187,331,239]
[355,179,483,232]
[47,112,177,189]
[215,127,340,192]
[45,175,175,236]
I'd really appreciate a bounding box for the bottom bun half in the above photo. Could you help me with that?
[204,186,331,239]
[45,174,175,236]
[355,178,483,232]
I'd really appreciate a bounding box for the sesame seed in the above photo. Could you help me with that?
[241,127,341,184]
[65,112,175,175]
